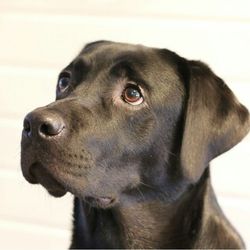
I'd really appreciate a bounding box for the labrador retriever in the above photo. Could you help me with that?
[21,41,249,249]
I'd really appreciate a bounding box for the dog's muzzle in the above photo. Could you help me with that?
[21,108,67,196]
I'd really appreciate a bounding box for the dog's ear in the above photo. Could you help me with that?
[180,60,249,182]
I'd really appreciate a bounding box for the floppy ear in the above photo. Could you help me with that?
[181,60,250,182]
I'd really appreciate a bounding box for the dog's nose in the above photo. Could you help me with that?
[23,110,65,138]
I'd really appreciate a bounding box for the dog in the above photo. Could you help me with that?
[21,41,249,249]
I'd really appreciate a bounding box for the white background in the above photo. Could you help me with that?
[0,0,249,248]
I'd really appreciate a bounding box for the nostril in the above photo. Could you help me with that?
[23,118,31,136]
[39,120,65,137]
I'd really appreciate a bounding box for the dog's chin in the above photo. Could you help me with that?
[27,162,67,198]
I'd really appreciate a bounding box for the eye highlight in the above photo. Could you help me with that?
[122,84,144,105]
[58,75,70,93]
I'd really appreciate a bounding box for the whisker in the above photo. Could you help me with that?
[165,149,178,157]
[136,186,146,202]
[139,181,155,190]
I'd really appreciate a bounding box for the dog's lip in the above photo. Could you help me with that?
[29,162,67,197]
[85,196,116,208]
[47,187,67,197]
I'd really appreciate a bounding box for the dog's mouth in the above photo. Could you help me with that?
[28,162,67,197]
[24,162,117,208]
[85,196,116,209]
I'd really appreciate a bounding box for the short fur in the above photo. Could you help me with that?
[21,41,249,249]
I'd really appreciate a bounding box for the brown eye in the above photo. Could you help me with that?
[122,85,143,105]
[58,76,70,92]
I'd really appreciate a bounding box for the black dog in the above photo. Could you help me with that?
[21,41,249,249]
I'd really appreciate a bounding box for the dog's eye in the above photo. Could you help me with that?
[58,76,70,92]
[122,84,144,105]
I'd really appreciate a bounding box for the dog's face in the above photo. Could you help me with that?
[21,41,249,208]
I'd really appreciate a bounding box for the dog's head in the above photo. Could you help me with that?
[21,41,249,208]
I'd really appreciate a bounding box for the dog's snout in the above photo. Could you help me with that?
[23,117,32,136]
[23,110,65,138]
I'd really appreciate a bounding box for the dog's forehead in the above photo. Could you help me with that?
[78,41,154,67]
[70,41,179,85]
[82,41,150,56]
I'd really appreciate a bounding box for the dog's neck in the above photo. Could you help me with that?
[71,176,208,249]
[113,200,193,249]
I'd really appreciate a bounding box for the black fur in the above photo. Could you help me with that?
[21,41,249,249]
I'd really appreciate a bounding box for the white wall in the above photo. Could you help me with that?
[0,0,249,248]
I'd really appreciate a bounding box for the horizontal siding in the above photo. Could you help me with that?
[0,169,72,229]
[0,67,56,118]
[1,0,250,21]
[0,0,249,248]
[0,219,70,250]
[211,134,250,197]
[0,169,72,249]
[217,196,250,247]
[0,13,250,81]
[0,120,21,170]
